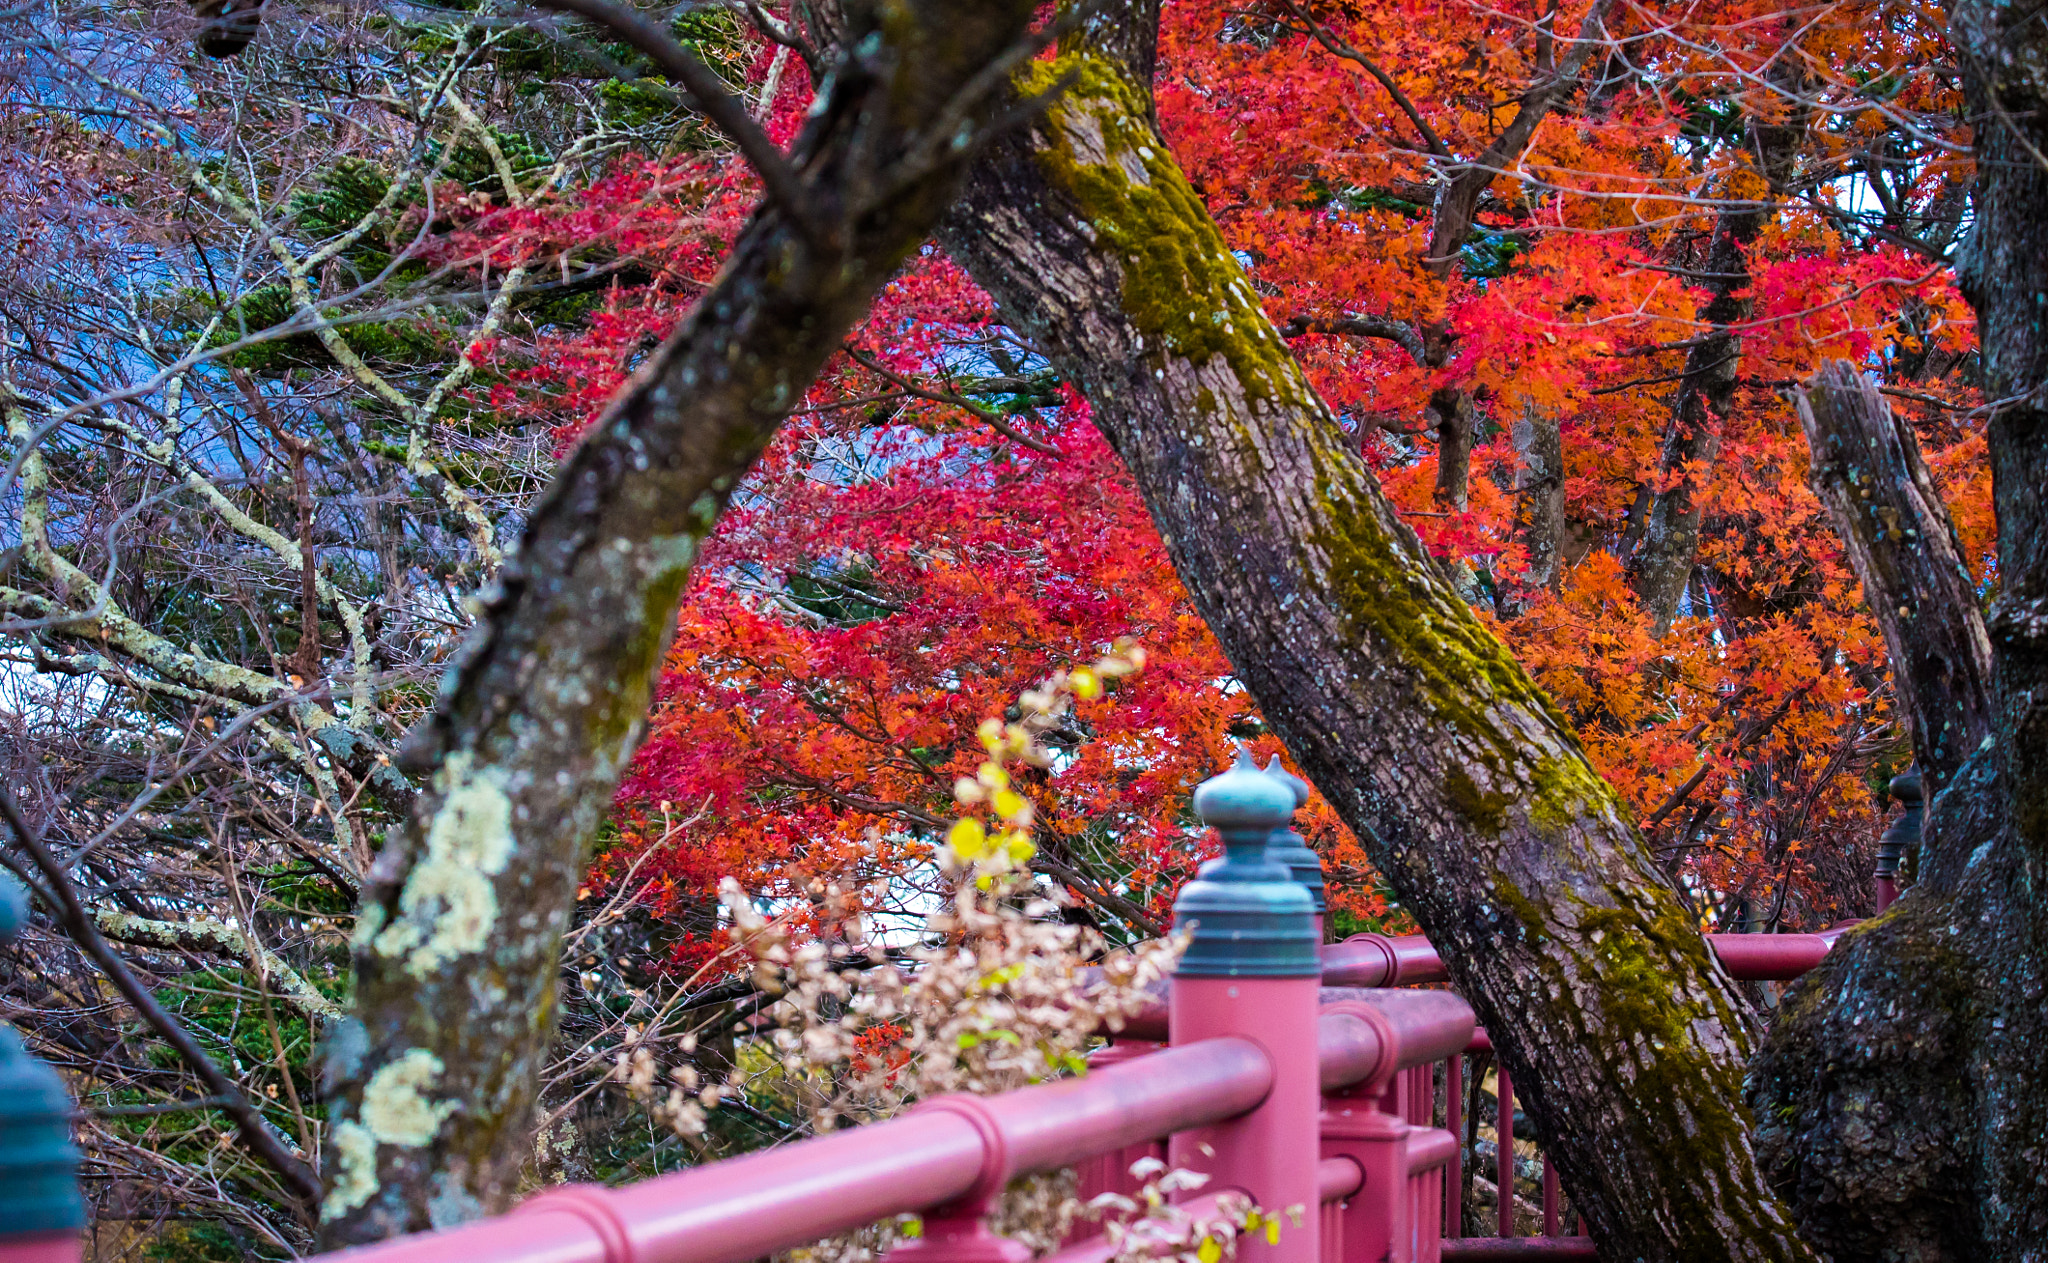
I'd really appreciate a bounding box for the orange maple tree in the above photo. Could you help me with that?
[478,0,1991,960]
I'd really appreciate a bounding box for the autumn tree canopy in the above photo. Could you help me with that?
[507,0,1984,955]
[0,0,2032,1258]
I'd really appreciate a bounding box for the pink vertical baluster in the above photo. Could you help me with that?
[1419,1159,1441,1263]
[1064,1040,1165,1246]
[1445,1054,1462,1241]
[1496,1062,1513,1239]
[1170,977,1321,1263]
[881,1097,1029,1262]
[1542,1156,1559,1237]
[1321,1185,1344,1263]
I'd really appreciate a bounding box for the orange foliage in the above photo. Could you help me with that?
[486,0,1989,952]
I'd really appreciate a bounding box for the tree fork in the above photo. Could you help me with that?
[1752,5,2048,1255]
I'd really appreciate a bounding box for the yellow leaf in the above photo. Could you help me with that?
[992,788,1028,822]
[1071,667,1102,699]
[947,819,989,860]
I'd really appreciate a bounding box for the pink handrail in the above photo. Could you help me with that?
[308,928,1849,1263]
[317,989,1471,1263]
[1325,926,1855,989]
[323,1038,1267,1263]
[1113,929,1848,1043]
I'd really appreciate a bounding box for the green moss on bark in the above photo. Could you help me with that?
[1014,55,1302,408]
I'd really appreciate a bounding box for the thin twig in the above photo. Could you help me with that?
[528,0,828,247]
[0,782,323,1209]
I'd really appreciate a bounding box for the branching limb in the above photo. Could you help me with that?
[89,909,344,1025]
[0,782,323,1209]
[527,0,825,246]
[1281,314,1426,364]
[842,345,1061,454]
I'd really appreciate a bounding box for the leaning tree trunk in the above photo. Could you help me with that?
[317,1,1041,1244]
[1793,363,1994,803]
[1499,400,1567,618]
[1750,7,2048,1255]
[941,25,1814,1263]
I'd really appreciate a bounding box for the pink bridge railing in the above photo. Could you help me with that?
[308,927,1846,1263]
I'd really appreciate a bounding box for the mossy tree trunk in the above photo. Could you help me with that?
[940,19,1815,1263]
[1751,5,2048,1256]
[1500,400,1566,618]
[316,1,1042,1245]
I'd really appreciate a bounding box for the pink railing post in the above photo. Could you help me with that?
[1167,754,1322,1263]
[1496,1062,1513,1239]
[1319,1002,1407,1263]
[1260,758,1327,941]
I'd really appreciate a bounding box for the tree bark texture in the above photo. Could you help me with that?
[1750,9,2048,1257]
[941,35,1815,1263]
[1794,363,1994,806]
[317,2,1041,1244]
[1500,400,1566,617]
[1429,386,1478,511]
[1623,86,1804,634]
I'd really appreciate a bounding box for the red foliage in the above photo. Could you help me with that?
[483,0,1989,947]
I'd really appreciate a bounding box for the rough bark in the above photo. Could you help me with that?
[940,34,1815,1263]
[316,2,1041,1244]
[1429,386,1478,511]
[1622,87,1805,634]
[1795,363,1995,804]
[1499,400,1566,617]
[1750,7,2048,1257]
[1956,0,2048,866]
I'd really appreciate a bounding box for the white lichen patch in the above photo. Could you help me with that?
[320,1121,380,1222]
[360,1048,456,1146]
[374,754,516,978]
[319,1049,459,1223]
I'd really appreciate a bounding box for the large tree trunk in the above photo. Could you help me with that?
[1793,364,1994,801]
[1750,6,2048,1255]
[317,2,1041,1244]
[941,29,1814,1263]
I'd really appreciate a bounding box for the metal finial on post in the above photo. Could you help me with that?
[1874,765,1923,912]
[1168,750,1321,1262]
[1174,749,1318,977]
[1260,755,1327,930]
[0,875,85,1263]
